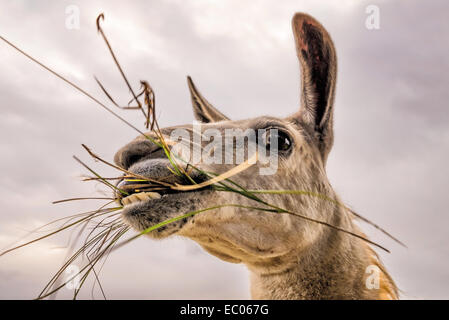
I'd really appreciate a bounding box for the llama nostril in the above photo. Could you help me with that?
[115,140,166,169]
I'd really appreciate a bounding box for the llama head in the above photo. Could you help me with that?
[113,13,338,269]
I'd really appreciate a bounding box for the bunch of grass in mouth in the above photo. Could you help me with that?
[0,13,404,299]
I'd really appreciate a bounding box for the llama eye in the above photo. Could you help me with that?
[263,129,292,152]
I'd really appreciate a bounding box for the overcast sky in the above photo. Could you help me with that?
[0,0,448,299]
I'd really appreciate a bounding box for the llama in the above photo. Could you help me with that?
[113,12,398,300]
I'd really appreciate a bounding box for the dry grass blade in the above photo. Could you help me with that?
[111,201,389,253]
[96,13,149,125]
[35,203,126,299]
[140,80,156,130]
[37,226,117,299]
[37,225,129,300]
[81,144,173,188]
[94,76,140,110]
[172,153,258,191]
[0,204,114,256]
[195,168,394,252]
[53,197,115,204]
[0,206,120,257]
[0,35,148,137]
[73,155,127,196]
[111,204,277,252]
[246,189,405,247]
[73,226,129,300]
[43,202,119,299]
[82,176,124,181]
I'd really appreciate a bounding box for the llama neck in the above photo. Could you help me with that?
[247,218,398,300]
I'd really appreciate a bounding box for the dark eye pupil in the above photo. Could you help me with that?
[278,133,291,151]
[265,130,292,152]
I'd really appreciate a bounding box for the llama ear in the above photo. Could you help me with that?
[187,76,230,123]
[292,13,337,161]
